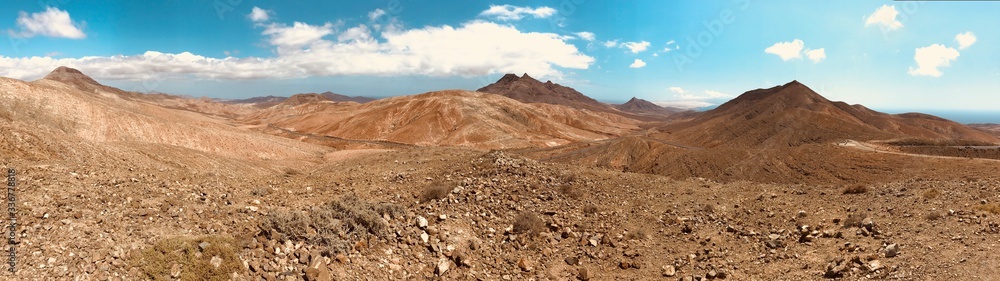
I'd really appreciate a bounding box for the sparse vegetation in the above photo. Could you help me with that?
[626,229,648,240]
[925,210,943,221]
[922,189,941,200]
[420,182,453,203]
[583,204,598,215]
[261,194,404,254]
[135,235,243,281]
[842,184,869,195]
[975,203,1000,215]
[513,212,545,236]
[843,213,866,228]
[559,184,583,200]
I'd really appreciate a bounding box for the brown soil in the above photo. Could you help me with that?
[2,67,999,280]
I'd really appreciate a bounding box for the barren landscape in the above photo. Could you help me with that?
[0,66,998,281]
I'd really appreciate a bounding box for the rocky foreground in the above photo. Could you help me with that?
[7,148,1000,280]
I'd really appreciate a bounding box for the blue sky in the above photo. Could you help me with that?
[1,0,997,118]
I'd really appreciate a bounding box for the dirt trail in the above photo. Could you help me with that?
[839,140,1000,162]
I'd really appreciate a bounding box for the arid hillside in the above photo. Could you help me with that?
[615,97,678,116]
[244,90,640,149]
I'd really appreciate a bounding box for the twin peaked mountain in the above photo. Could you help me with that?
[15,67,999,151]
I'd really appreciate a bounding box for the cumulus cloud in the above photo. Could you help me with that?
[805,48,826,63]
[865,5,903,31]
[480,5,556,21]
[603,40,619,48]
[629,59,646,68]
[955,32,976,50]
[8,7,86,39]
[765,39,825,63]
[765,39,804,61]
[0,21,593,81]
[620,41,651,53]
[368,9,387,21]
[652,100,713,110]
[575,31,595,41]
[249,7,271,23]
[908,44,960,77]
[655,88,733,110]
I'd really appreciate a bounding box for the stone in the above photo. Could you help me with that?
[335,254,349,264]
[867,260,882,271]
[439,214,448,221]
[420,232,429,244]
[198,241,211,251]
[210,256,223,268]
[765,234,783,249]
[565,256,579,266]
[661,265,676,277]
[885,244,899,258]
[169,263,182,278]
[436,258,451,275]
[707,269,718,278]
[797,210,807,218]
[417,216,428,229]
[518,257,534,272]
[578,267,591,281]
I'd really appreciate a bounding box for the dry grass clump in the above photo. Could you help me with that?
[513,212,545,236]
[843,213,866,228]
[922,189,941,200]
[261,194,404,254]
[583,204,598,215]
[135,235,242,281]
[559,184,584,200]
[842,184,869,195]
[925,210,943,221]
[626,229,648,240]
[420,182,453,203]
[975,203,1000,215]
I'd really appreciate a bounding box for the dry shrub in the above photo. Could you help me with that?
[513,212,545,236]
[975,204,1000,215]
[135,235,242,281]
[922,189,941,200]
[559,184,583,200]
[925,210,943,221]
[261,194,404,254]
[420,183,452,203]
[583,204,598,215]
[702,204,716,213]
[626,229,648,240]
[843,213,866,228]
[842,184,869,195]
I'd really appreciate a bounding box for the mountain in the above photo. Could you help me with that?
[477,73,610,112]
[614,97,677,115]
[320,91,376,103]
[3,66,328,165]
[244,90,639,149]
[663,81,998,148]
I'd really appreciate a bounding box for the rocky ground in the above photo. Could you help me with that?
[5,147,1000,280]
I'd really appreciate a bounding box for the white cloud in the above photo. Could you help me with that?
[657,88,732,109]
[765,39,804,61]
[663,40,678,52]
[9,7,86,39]
[0,21,593,81]
[865,5,903,31]
[908,44,960,77]
[955,32,977,50]
[651,100,713,110]
[262,22,336,52]
[629,59,646,69]
[805,48,826,63]
[249,7,271,23]
[575,31,595,41]
[480,5,556,21]
[620,41,651,53]
[603,40,619,48]
[368,9,387,21]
